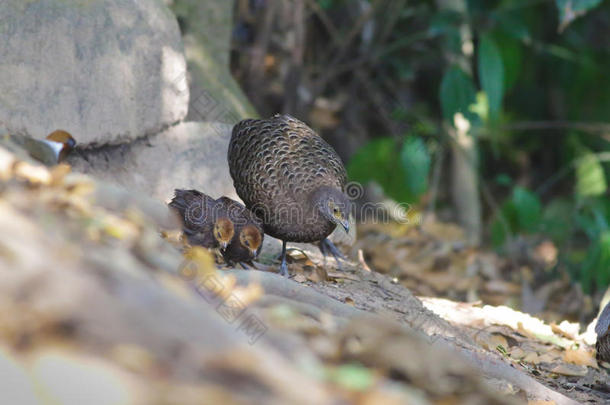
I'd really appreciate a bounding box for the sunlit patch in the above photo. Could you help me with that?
[161,46,188,120]
[31,349,134,405]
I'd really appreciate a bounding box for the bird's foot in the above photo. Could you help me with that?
[278,259,289,277]
[319,238,346,269]
[277,240,290,277]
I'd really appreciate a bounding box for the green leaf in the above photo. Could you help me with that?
[512,186,542,232]
[496,10,531,42]
[576,152,607,197]
[478,35,504,120]
[347,138,412,203]
[327,363,374,391]
[580,241,599,293]
[469,91,489,121]
[596,230,610,287]
[317,0,334,10]
[494,173,512,187]
[580,228,610,292]
[495,34,522,91]
[491,186,542,249]
[429,10,463,35]
[556,0,603,31]
[400,136,431,197]
[540,198,574,244]
[491,218,509,248]
[439,66,477,123]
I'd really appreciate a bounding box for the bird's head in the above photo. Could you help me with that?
[41,130,76,163]
[239,225,263,258]
[213,217,234,250]
[312,186,351,233]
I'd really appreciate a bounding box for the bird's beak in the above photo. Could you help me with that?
[220,241,229,250]
[341,220,350,234]
[249,248,258,257]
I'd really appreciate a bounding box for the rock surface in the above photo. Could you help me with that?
[0,0,188,145]
[67,121,237,202]
[170,0,258,122]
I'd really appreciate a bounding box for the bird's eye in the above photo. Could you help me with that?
[245,240,250,247]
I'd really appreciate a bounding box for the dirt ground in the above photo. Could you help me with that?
[1,141,608,404]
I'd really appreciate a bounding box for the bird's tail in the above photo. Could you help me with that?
[169,189,204,216]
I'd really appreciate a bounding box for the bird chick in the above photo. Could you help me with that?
[215,197,264,266]
[240,224,264,257]
[213,217,235,250]
[169,189,235,251]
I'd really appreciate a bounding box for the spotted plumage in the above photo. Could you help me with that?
[228,114,351,275]
[169,189,220,248]
[596,301,610,365]
[169,190,264,265]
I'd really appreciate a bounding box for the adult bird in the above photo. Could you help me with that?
[228,114,351,276]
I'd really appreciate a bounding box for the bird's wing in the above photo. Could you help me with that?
[281,116,347,192]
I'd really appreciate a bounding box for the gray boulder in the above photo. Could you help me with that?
[0,0,188,145]
[67,121,238,202]
[169,0,258,122]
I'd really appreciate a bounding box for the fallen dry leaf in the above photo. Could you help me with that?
[549,363,588,377]
[550,320,580,340]
[563,347,597,368]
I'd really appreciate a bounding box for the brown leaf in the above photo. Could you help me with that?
[549,363,588,377]
[563,347,597,368]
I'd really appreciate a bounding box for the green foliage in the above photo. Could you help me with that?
[494,34,522,92]
[348,136,431,203]
[491,186,542,247]
[400,136,431,197]
[576,152,607,198]
[540,198,574,244]
[439,66,477,123]
[317,0,335,10]
[512,187,543,232]
[326,363,374,391]
[580,229,610,293]
[342,0,609,291]
[556,0,603,30]
[477,35,504,120]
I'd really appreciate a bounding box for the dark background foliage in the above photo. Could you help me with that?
[230,0,610,293]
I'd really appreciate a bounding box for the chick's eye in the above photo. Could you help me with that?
[245,241,250,247]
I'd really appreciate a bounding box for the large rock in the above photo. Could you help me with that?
[170,0,258,122]
[0,0,188,145]
[67,121,237,201]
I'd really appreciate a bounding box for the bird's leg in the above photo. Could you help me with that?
[279,240,289,276]
[319,238,345,269]
[275,247,305,261]
[318,239,328,267]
